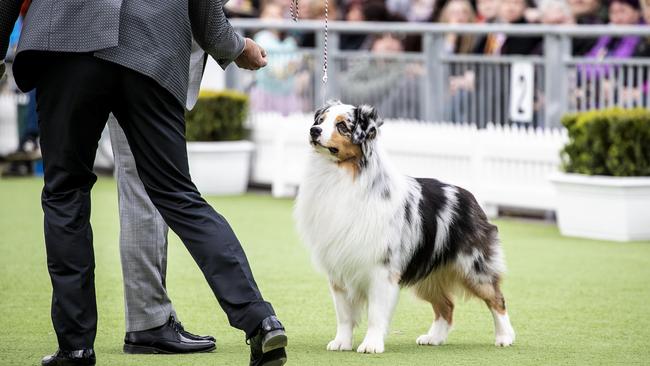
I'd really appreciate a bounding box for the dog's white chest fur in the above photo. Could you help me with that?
[295,153,411,293]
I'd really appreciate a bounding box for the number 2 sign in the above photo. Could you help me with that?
[509,62,535,124]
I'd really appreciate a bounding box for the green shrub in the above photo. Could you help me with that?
[185,90,249,142]
[561,108,650,176]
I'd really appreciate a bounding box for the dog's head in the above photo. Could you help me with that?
[309,100,383,163]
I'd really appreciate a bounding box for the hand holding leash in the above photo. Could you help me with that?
[235,38,268,70]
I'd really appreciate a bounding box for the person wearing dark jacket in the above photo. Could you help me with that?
[473,0,542,55]
[568,0,609,55]
[0,1,288,366]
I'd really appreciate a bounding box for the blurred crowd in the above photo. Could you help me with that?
[234,0,650,118]
[228,0,650,57]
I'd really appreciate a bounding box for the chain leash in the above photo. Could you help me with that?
[322,0,328,88]
[289,0,328,101]
[289,0,298,22]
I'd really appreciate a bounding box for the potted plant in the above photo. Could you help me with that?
[185,90,254,195]
[549,108,650,242]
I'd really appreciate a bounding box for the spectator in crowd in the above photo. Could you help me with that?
[640,0,650,55]
[340,1,367,49]
[345,0,366,21]
[295,0,339,47]
[436,0,479,122]
[576,0,647,107]
[528,0,576,54]
[474,0,542,55]
[569,0,609,54]
[438,0,477,54]
[405,0,439,21]
[250,0,304,114]
[475,0,499,22]
[386,0,411,19]
[569,0,608,22]
[340,34,421,118]
[440,0,477,119]
[587,0,646,60]
[539,0,576,24]
[341,0,395,49]
[642,0,650,21]
[297,0,336,19]
[225,0,262,17]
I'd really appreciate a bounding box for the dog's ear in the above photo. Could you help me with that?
[314,99,342,125]
[352,105,383,144]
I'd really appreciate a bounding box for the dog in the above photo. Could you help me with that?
[294,101,516,354]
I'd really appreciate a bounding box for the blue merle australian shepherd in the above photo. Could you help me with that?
[294,101,515,354]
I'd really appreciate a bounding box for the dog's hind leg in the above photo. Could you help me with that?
[414,275,455,346]
[464,279,515,347]
[357,269,400,354]
[327,281,358,351]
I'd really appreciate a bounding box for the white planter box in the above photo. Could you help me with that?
[187,141,254,196]
[550,173,650,242]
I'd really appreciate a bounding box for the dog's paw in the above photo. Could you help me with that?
[494,332,515,347]
[416,334,446,346]
[327,338,353,351]
[356,339,384,354]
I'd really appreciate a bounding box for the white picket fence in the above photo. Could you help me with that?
[249,112,568,214]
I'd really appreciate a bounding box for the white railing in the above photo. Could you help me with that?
[229,20,650,128]
[250,112,567,214]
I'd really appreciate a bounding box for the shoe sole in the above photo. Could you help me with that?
[261,330,288,354]
[123,343,216,355]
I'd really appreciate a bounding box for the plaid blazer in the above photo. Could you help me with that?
[0,0,244,106]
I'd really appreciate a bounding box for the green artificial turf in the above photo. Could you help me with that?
[1,177,649,366]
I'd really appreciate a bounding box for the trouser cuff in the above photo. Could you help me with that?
[239,301,276,339]
[125,303,176,332]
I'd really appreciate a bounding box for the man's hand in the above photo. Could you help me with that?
[235,38,267,70]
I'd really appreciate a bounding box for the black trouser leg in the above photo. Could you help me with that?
[111,66,274,338]
[35,53,114,350]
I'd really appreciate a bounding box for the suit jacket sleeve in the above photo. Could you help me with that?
[189,0,245,70]
[0,1,21,61]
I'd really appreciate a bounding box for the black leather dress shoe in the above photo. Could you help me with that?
[41,349,96,366]
[249,316,288,366]
[174,319,216,343]
[124,316,216,354]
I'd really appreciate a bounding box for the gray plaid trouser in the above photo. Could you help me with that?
[108,115,177,332]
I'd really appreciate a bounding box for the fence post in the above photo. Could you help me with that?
[544,33,570,129]
[424,33,447,122]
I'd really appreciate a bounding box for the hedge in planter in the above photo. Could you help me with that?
[186,90,249,142]
[561,108,650,177]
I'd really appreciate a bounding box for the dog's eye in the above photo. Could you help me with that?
[336,122,349,134]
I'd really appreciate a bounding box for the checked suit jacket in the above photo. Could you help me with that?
[0,0,245,106]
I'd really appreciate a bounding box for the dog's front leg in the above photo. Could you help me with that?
[327,281,357,351]
[357,269,400,354]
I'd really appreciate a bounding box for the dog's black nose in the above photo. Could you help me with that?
[310,126,322,138]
